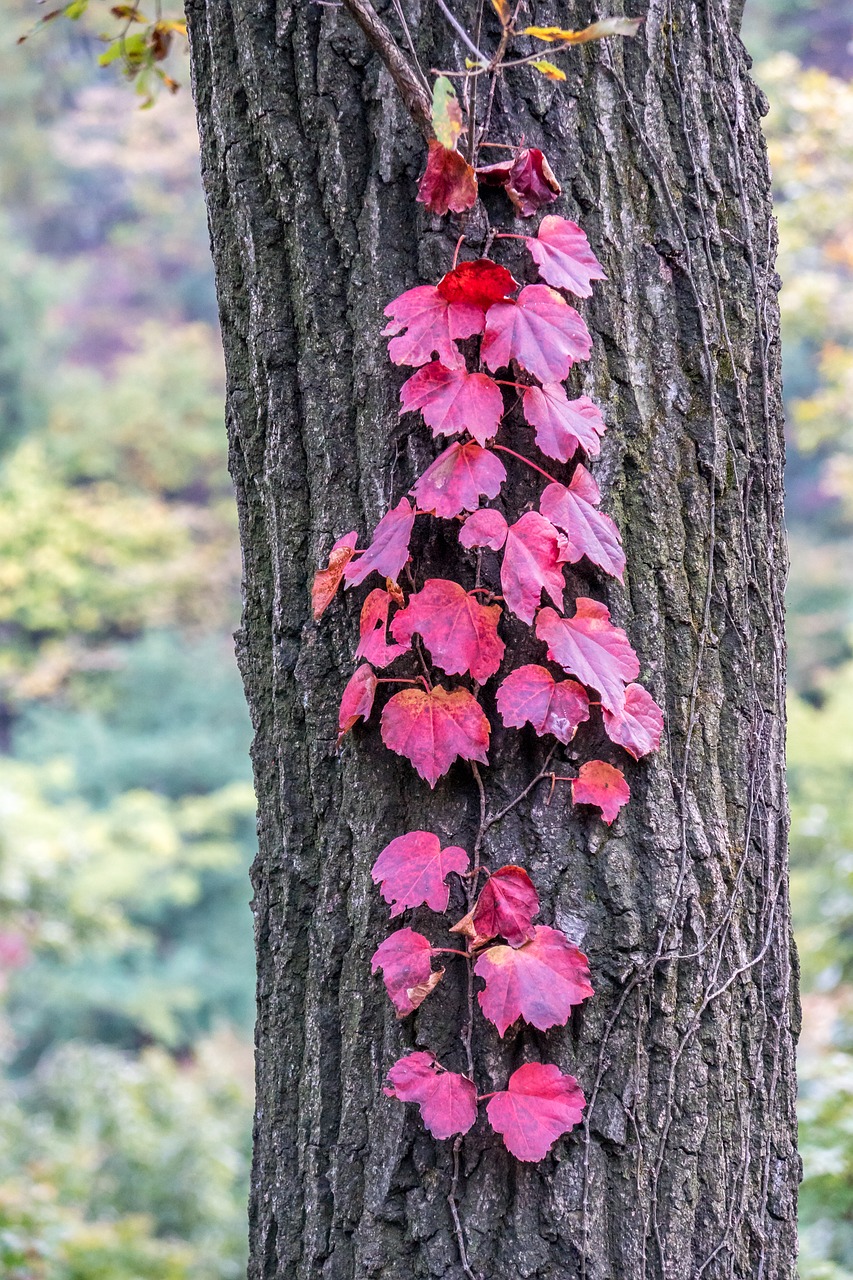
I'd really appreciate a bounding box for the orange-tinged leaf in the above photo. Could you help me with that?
[417,142,478,216]
[312,531,357,619]
[571,759,630,823]
[391,579,505,683]
[496,664,590,743]
[535,599,639,713]
[337,663,377,744]
[411,442,506,518]
[385,1051,478,1139]
[523,24,577,40]
[602,683,663,759]
[431,75,464,150]
[371,928,442,1016]
[490,0,511,24]
[530,58,566,81]
[524,17,641,42]
[486,1062,585,1161]
[372,832,469,917]
[474,924,593,1035]
[380,685,490,787]
[355,588,410,668]
[399,362,505,447]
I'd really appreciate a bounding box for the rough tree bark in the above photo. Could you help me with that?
[185,1,799,1276]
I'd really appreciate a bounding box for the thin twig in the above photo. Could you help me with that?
[433,0,491,64]
[484,745,558,829]
[448,1138,478,1280]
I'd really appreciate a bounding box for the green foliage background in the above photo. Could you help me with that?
[2,0,853,1273]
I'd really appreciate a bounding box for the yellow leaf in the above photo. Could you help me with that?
[530,59,566,81]
[490,0,511,25]
[524,16,642,44]
[524,25,575,42]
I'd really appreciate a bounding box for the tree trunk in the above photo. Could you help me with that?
[185,1,799,1276]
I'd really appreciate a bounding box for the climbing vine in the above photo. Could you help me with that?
[312,5,653,1273]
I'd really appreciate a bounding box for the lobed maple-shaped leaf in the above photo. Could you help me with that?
[383,286,485,369]
[459,507,509,552]
[540,466,626,580]
[417,142,478,216]
[385,1051,478,1139]
[399,362,505,447]
[496,664,590,744]
[525,216,607,298]
[337,663,377,744]
[343,499,416,588]
[486,1062,585,1161]
[411,442,506,518]
[522,386,605,462]
[371,928,443,1017]
[501,511,568,624]
[372,831,469,917]
[453,865,539,948]
[535,600,640,713]
[482,285,592,385]
[602,683,663,759]
[391,578,505,684]
[477,148,561,217]
[312,531,358,620]
[436,259,518,310]
[571,759,630,824]
[381,685,490,787]
[475,924,593,1035]
[355,588,410,668]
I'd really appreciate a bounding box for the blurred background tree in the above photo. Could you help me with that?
[1,0,853,1273]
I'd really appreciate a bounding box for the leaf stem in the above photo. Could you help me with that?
[492,444,559,485]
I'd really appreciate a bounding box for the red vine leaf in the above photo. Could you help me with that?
[571,759,630,823]
[371,928,443,1017]
[312,531,358,620]
[474,924,593,1035]
[399,362,505,447]
[390,579,505,683]
[385,1051,478,1139]
[343,498,416,588]
[501,511,568,624]
[383,286,485,369]
[525,216,607,298]
[372,831,470,917]
[535,600,640,713]
[482,285,592,385]
[486,1062,585,1161]
[436,259,518,310]
[459,507,509,551]
[522,386,605,462]
[380,685,490,787]
[337,663,377,744]
[411,442,506,518]
[495,664,590,744]
[478,148,561,217]
[602,683,663,759]
[355,588,410,668]
[453,865,540,948]
[539,466,626,580]
[417,142,478,216]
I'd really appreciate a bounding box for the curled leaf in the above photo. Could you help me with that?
[355,588,410,668]
[337,664,377,744]
[343,498,416,587]
[486,1062,585,1161]
[501,511,568,624]
[371,928,443,1016]
[602,683,663,759]
[571,759,630,823]
[431,75,464,150]
[418,142,478,216]
[477,148,561,217]
[465,864,540,947]
[312,531,358,619]
[530,58,566,81]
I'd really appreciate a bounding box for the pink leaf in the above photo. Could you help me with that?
[372,831,469,917]
[417,141,478,216]
[602,683,663,759]
[436,258,518,310]
[411,442,506,518]
[355,588,410,668]
[525,216,607,298]
[371,928,442,1017]
[380,685,490,787]
[390,578,505,683]
[501,511,567,624]
[399,362,505,447]
[482,285,592,385]
[383,285,485,369]
[385,1051,478,1139]
[539,466,626,580]
[337,664,377,744]
[571,759,630,824]
[343,499,416,588]
[496,664,590,744]
[522,386,605,462]
[475,924,593,1035]
[535,600,640,713]
[459,508,509,552]
[486,1062,585,1161]
[467,865,540,947]
[312,531,358,620]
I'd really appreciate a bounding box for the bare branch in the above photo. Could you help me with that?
[339,0,433,138]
